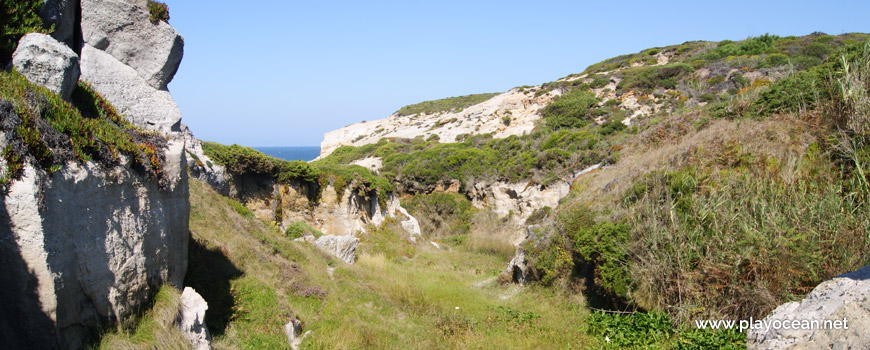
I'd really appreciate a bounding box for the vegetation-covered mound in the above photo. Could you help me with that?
[395,93,500,116]
[1,70,168,186]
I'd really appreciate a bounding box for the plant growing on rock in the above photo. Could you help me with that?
[147,0,170,24]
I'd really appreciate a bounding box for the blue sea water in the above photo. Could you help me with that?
[255,146,321,162]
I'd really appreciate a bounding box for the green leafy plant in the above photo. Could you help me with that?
[147,0,170,24]
[0,0,50,64]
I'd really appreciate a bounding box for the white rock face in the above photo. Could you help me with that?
[748,265,870,350]
[81,0,184,89]
[181,125,229,195]
[39,0,77,45]
[2,144,189,348]
[317,88,557,159]
[314,235,359,264]
[80,44,182,134]
[12,33,80,100]
[179,287,212,350]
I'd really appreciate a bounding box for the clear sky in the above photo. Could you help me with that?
[162,0,869,147]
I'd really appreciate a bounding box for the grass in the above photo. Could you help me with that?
[181,178,608,349]
[395,93,499,116]
[95,286,191,350]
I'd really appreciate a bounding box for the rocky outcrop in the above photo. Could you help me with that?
[178,287,211,350]
[504,225,543,285]
[39,0,78,45]
[314,235,359,264]
[181,126,229,196]
[1,142,189,348]
[80,44,182,133]
[748,265,870,350]
[317,87,558,159]
[12,33,80,100]
[81,0,184,90]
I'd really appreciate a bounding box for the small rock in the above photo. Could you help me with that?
[178,287,211,350]
[12,33,80,100]
[314,235,359,264]
[284,318,311,350]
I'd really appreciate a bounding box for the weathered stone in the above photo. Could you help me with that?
[314,235,359,264]
[81,0,184,89]
[504,225,542,285]
[181,125,229,196]
[1,141,189,348]
[748,265,870,349]
[39,0,77,45]
[12,33,80,100]
[80,44,182,134]
[179,287,211,350]
[283,318,310,350]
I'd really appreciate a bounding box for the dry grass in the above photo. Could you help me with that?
[96,286,191,350]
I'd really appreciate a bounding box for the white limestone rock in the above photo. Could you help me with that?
[12,33,80,100]
[179,287,212,350]
[2,144,189,347]
[80,44,182,134]
[314,235,359,264]
[81,0,184,89]
[748,265,870,349]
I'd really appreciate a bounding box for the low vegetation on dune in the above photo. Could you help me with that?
[395,93,500,117]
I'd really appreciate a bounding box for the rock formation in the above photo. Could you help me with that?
[314,235,359,264]
[317,88,557,159]
[12,33,80,100]
[178,287,212,350]
[748,264,870,349]
[2,0,201,348]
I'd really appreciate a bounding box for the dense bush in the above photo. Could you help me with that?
[403,193,476,239]
[541,89,599,129]
[201,142,319,182]
[705,34,778,60]
[1,71,165,185]
[586,311,745,349]
[0,0,48,65]
[147,1,170,23]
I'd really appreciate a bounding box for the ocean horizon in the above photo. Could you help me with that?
[255,146,321,162]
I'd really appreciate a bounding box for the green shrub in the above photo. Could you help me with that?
[147,1,170,23]
[542,89,599,129]
[586,311,746,349]
[0,0,49,65]
[618,63,694,93]
[201,142,319,183]
[284,221,322,239]
[706,34,778,60]
[765,53,789,66]
[599,121,627,136]
[0,71,164,185]
[395,93,498,116]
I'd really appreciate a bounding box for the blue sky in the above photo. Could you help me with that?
[163,0,869,147]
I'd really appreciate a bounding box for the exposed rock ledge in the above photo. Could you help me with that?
[0,141,189,348]
[748,264,870,349]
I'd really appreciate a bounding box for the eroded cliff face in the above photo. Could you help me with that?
[317,88,558,159]
[1,142,189,348]
[233,176,420,239]
[2,0,197,348]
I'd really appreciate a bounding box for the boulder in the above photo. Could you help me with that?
[314,235,359,264]
[178,287,211,350]
[81,0,184,89]
[80,44,182,134]
[748,265,870,349]
[39,0,78,45]
[12,33,80,100]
